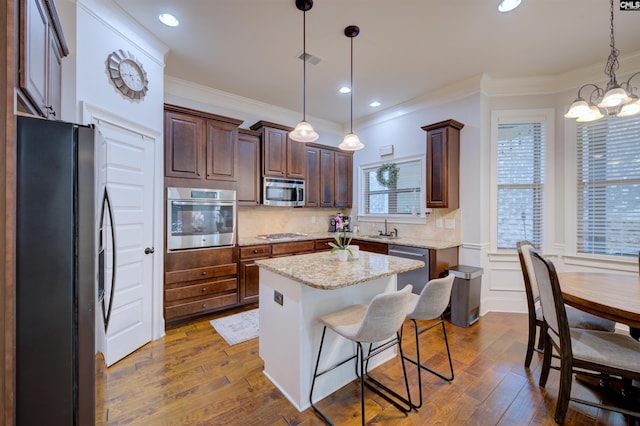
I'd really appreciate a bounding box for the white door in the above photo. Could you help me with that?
[96,120,155,366]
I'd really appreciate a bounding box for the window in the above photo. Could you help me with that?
[361,157,422,217]
[576,116,640,257]
[496,121,545,249]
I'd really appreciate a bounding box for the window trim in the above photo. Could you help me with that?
[490,108,555,253]
[357,154,427,224]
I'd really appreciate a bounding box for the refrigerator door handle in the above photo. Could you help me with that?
[99,187,117,333]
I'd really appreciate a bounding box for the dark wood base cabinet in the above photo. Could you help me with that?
[238,245,271,305]
[164,247,238,324]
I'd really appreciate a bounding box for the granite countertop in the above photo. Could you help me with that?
[238,231,460,250]
[255,251,425,290]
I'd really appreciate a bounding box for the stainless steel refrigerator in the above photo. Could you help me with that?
[16,115,96,425]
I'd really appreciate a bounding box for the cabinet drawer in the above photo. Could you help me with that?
[165,263,237,284]
[239,244,272,259]
[350,239,388,255]
[165,293,238,321]
[271,240,315,257]
[314,238,334,251]
[165,278,237,302]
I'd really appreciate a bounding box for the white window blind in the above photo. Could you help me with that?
[497,122,545,248]
[576,116,640,257]
[362,159,422,216]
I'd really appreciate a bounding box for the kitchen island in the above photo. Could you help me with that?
[255,251,424,411]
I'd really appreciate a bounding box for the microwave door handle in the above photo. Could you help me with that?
[298,188,303,201]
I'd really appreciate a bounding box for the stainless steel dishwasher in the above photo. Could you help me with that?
[387,244,430,294]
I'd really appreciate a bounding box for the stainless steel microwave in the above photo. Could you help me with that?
[262,177,305,207]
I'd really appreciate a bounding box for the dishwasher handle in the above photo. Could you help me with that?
[388,248,427,259]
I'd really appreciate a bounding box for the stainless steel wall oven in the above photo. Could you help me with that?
[167,187,236,250]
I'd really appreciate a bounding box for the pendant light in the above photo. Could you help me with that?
[339,25,364,151]
[289,0,319,143]
[565,0,639,122]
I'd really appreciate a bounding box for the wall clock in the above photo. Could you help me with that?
[107,50,149,100]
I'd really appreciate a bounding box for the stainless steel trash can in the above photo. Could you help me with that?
[446,265,483,327]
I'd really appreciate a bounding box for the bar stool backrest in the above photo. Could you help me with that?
[354,285,413,343]
[406,273,455,321]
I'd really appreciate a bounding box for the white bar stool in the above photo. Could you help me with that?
[309,285,414,425]
[402,273,455,409]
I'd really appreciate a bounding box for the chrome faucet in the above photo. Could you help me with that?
[378,220,397,237]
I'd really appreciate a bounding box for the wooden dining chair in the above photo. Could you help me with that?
[516,241,616,368]
[529,248,640,423]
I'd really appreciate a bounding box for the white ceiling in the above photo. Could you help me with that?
[113,0,640,125]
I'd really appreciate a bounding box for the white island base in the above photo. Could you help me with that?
[258,268,398,412]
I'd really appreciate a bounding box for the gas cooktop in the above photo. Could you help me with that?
[257,233,309,241]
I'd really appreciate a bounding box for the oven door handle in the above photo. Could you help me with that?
[171,201,235,206]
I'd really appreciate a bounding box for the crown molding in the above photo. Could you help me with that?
[75,0,169,66]
[165,76,342,134]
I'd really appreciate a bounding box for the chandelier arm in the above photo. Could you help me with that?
[577,83,603,100]
[622,71,640,92]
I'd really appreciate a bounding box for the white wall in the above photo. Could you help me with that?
[57,0,169,345]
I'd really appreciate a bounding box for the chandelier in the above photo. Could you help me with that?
[565,0,640,122]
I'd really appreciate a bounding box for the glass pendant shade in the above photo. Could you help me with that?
[598,85,631,108]
[564,99,590,118]
[617,96,640,117]
[338,133,364,151]
[576,105,604,122]
[498,0,521,13]
[289,120,319,142]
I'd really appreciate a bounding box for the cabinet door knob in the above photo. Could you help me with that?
[201,303,207,309]
[201,271,207,276]
[144,247,155,254]
[201,287,207,292]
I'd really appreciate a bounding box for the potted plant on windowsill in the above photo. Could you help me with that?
[328,214,353,261]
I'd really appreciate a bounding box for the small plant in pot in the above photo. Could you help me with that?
[328,215,353,259]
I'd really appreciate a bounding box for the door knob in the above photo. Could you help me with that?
[144,247,155,254]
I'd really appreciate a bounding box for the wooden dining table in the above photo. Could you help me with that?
[559,272,640,329]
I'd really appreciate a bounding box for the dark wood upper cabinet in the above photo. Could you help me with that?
[205,119,238,181]
[237,129,261,206]
[19,0,68,119]
[319,149,335,207]
[334,151,353,208]
[287,136,306,179]
[305,146,321,207]
[422,119,464,209]
[164,104,243,185]
[305,144,353,208]
[250,121,305,179]
[165,110,203,180]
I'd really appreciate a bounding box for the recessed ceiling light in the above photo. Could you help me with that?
[498,0,521,13]
[339,86,351,94]
[158,13,179,27]
[370,101,381,108]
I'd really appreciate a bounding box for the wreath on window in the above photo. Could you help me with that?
[376,162,399,188]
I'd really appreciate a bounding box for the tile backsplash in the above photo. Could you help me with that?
[238,206,461,242]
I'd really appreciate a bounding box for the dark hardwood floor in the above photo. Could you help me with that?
[96,309,639,425]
